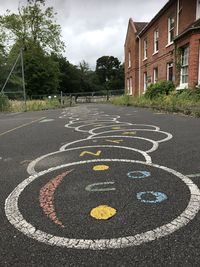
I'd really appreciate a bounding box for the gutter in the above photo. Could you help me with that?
[138,35,141,96]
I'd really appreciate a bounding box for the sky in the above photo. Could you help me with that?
[0,0,168,69]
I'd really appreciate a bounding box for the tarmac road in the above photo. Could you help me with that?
[0,104,200,266]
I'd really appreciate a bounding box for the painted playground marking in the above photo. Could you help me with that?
[60,135,159,154]
[27,145,152,175]
[187,173,200,178]
[5,107,199,250]
[88,129,173,143]
[136,191,168,203]
[40,119,55,123]
[90,205,117,220]
[5,159,200,250]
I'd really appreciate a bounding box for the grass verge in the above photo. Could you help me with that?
[0,97,73,112]
[111,92,200,118]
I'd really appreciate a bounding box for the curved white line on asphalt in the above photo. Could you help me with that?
[89,129,173,143]
[5,159,200,250]
[59,136,158,154]
[88,124,160,135]
[75,122,132,133]
[65,120,119,128]
[27,146,151,175]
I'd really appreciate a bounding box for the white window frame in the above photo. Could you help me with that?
[129,77,133,95]
[196,0,200,20]
[180,47,189,88]
[153,68,158,83]
[167,62,173,81]
[198,44,200,85]
[128,51,131,68]
[168,17,175,45]
[144,39,147,60]
[153,30,159,53]
[144,72,148,91]
[127,78,130,94]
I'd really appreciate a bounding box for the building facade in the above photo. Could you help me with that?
[125,0,200,96]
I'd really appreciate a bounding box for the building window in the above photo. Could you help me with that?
[168,17,174,44]
[129,77,133,95]
[144,39,147,59]
[167,63,173,81]
[127,78,130,93]
[196,0,200,19]
[180,47,189,86]
[154,30,159,53]
[144,72,148,91]
[128,51,131,68]
[153,68,158,83]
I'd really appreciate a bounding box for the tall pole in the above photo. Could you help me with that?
[21,48,27,111]
[1,53,20,93]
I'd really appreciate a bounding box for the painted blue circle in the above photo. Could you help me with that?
[137,191,168,203]
[127,171,151,179]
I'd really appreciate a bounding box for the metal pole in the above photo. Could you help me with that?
[20,48,27,111]
[1,53,21,93]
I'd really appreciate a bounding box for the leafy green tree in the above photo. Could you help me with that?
[95,56,124,90]
[24,44,60,96]
[0,0,65,54]
[0,0,64,96]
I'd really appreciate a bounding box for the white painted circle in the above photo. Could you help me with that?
[89,129,173,143]
[5,159,200,250]
[27,146,151,175]
[59,135,158,154]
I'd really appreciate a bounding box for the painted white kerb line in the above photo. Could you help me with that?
[27,145,152,175]
[59,136,159,154]
[5,159,200,250]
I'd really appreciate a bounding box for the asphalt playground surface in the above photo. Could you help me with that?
[0,104,200,266]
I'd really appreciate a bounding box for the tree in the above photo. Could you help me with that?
[0,0,64,96]
[0,0,65,54]
[95,56,124,90]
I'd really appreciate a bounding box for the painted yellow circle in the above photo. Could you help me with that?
[90,205,116,220]
[92,165,109,171]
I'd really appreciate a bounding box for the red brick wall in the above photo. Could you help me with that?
[178,0,196,34]
[125,0,199,95]
[124,21,139,95]
[139,1,176,93]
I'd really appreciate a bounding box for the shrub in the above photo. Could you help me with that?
[145,80,175,99]
[0,93,10,111]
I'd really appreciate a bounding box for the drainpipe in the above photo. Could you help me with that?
[176,0,180,36]
[138,35,141,96]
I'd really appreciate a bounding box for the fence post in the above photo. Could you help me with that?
[60,91,63,107]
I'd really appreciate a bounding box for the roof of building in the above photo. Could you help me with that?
[134,22,148,34]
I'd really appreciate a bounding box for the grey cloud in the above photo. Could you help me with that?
[0,0,168,67]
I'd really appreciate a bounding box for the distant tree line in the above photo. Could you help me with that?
[0,0,124,98]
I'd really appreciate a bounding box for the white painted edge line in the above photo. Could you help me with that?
[88,129,173,143]
[76,122,132,133]
[27,146,152,175]
[6,159,200,250]
[88,124,160,135]
[59,135,159,154]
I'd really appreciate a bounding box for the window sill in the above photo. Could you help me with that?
[152,51,159,56]
[176,83,188,90]
[143,57,147,61]
[166,42,174,48]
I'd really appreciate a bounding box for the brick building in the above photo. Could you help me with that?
[125,0,200,96]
